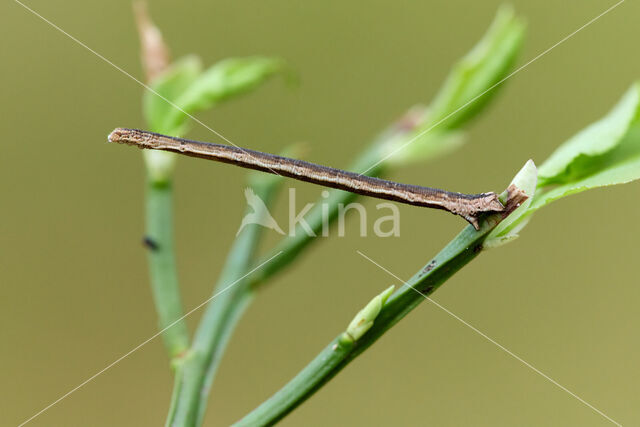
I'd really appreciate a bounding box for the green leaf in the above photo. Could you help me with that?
[164,56,283,133]
[380,7,525,166]
[143,55,203,135]
[531,126,640,212]
[141,56,282,182]
[530,83,640,213]
[490,83,640,241]
[426,5,525,131]
[485,83,640,246]
[538,83,640,186]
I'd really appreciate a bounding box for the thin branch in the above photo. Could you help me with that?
[109,128,505,229]
[244,113,423,290]
[167,171,286,426]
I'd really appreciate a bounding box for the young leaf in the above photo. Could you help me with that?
[531,83,640,212]
[489,83,640,244]
[143,55,203,135]
[164,56,283,133]
[537,83,640,186]
[141,56,281,182]
[382,6,525,166]
[530,128,640,212]
[426,5,525,131]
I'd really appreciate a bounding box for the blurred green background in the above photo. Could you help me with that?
[2,0,639,425]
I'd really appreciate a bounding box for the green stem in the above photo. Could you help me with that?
[159,7,525,424]
[166,118,414,426]
[167,173,283,427]
[235,214,502,426]
[146,179,190,358]
[237,334,355,427]
[166,363,185,423]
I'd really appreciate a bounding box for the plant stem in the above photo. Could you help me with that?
[146,180,190,358]
[234,211,505,426]
[237,334,356,427]
[150,7,524,425]
[135,0,189,359]
[166,115,419,426]
[167,173,283,426]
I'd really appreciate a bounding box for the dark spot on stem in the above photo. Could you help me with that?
[143,236,159,251]
[421,285,434,295]
[473,244,483,253]
[422,260,437,274]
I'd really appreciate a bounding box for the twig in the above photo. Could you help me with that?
[109,128,505,228]
[244,113,425,290]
